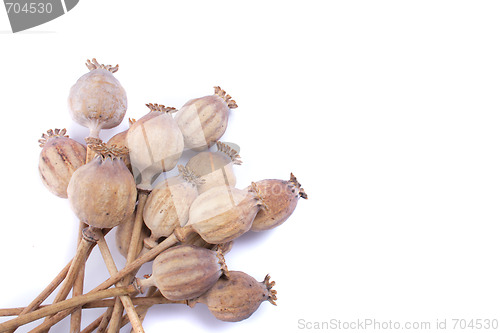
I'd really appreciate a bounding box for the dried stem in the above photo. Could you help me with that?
[70,223,85,333]
[28,232,183,331]
[0,285,137,332]
[93,229,145,333]
[0,297,177,317]
[107,191,148,332]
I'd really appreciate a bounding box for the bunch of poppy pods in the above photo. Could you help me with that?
[0,59,307,333]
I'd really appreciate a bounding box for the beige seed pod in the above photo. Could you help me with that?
[107,118,135,172]
[186,141,242,194]
[38,129,86,198]
[179,184,266,244]
[250,173,307,232]
[175,86,238,151]
[143,165,203,249]
[127,103,184,190]
[137,245,228,301]
[190,271,277,322]
[67,143,137,229]
[68,58,127,138]
[115,210,150,259]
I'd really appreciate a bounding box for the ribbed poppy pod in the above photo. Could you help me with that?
[67,143,137,229]
[137,245,228,301]
[38,129,86,198]
[179,183,266,244]
[143,165,204,249]
[175,86,238,151]
[186,141,242,194]
[68,58,127,138]
[189,271,277,322]
[181,232,234,255]
[115,211,150,259]
[127,103,184,190]
[107,118,135,172]
[250,173,307,232]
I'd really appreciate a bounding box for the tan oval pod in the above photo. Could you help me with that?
[137,245,228,301]
[67,142,137,229]
[127,103,184,190]
[175,86,237,151]
[189,271,277,322]
[107,118,135,172]
[115,210,150,259]
[38,129,86,198]
[249,173,307,232]
[68,58,127,138]
[186,141,242,194]
[180,183,266,244]
[142,165,203,249]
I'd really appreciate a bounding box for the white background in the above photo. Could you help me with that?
[1,1,500,332]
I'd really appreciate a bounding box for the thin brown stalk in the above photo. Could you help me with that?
[0,286,136,332]
[94,230,145,333]
[107,192,148,332]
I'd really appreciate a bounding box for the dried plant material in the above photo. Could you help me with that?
[68,58,127,138]
[127,103,184,190]
[38,129,86,198]
[175,86,238,151]
[183,184,265,244]
[181,232,234,255]
[250,173,307,231]
[137,245,228,301]
[107,129,132,172]
[67,143,137,229]
[115,211,150,259]
[186,141,242,194]
[142,165,202,249]
[190,271,277,322]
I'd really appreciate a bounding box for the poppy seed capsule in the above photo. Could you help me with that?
[137,245,228,301]
[38,129,86,198]
[179,183,266,244]
[107,118,135,172]
[67,143,137,229]
[68,58,127,138]
[186,141,242,194]
[143,165,204,249]
[175,86,238,151]
[190,271,277,322]
[250,173,307,232]
[127,103,184,190]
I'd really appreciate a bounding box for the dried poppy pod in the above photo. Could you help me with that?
[115,210,150,259]
[127,103,184,190]
[186,141,242,194]
[178,183,266,244]
[68,58,127,138]
[182,232,234,255]
[67,142,137,229]
[38,129,86,198]
[175,86,238,151]
[137,245,228,301]
[143,165,203,249]
[189,271,277,322]
[249,173,307,231]
[107,118,135,172]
